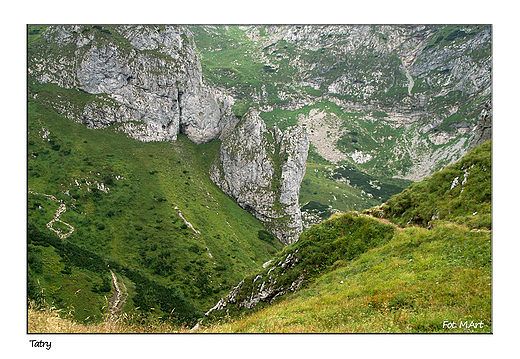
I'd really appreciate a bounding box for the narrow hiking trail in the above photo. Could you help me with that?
[105,269,128,324]
[359,212,405,230]
[29,190,75,239]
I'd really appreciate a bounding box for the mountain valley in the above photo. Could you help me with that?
[27,24,491,333]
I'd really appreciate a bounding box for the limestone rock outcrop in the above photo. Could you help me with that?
[210,110,309,244]
[28,25,234,144]
[205,251,304,316]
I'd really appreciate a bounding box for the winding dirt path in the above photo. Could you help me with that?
[30,190,129,324]
[29,190,75,238]
[105,269,128,324]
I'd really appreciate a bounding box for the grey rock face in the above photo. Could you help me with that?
[468,100,492,148]
[210,110,309,244]
[77,45,131,94]
[28,25,232,144]
[179,86,235,145]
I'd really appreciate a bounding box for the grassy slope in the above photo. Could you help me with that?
[200,222,490,333]
[370,140,492,230]
[27,81,283,325]
[198,141,492,333]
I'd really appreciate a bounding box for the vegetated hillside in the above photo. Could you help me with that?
[201,221,491,333]
[201,140,491,333]
[27,79,283,326]
[372,141,491,229]
[189,24,491,226]
[366,139,491,230]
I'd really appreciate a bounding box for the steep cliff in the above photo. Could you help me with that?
[210,110,309,244]
[28,25,235,144]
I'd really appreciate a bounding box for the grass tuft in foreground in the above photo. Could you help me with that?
[28,301,192,333]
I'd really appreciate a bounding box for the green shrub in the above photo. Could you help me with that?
[93,275,111,293]
[258,229,276,242]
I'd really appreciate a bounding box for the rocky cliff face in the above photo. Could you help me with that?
[468,100,492,148]
[210,110,309,244]
[28,25,235,144]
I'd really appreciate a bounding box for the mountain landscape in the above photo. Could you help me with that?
[27,24,491,333]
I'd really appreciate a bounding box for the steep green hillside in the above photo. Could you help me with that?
[366,140,491,230]
[26,24,491,333]
[201,141,491,332]
[27,79,283,325]
[202,221,491,333]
